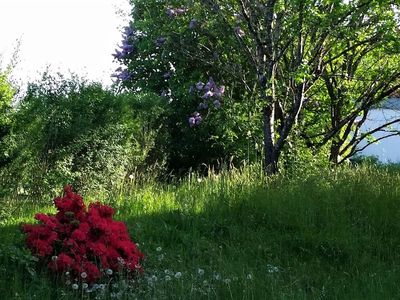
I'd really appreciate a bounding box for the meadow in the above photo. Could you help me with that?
[1,163,400,299]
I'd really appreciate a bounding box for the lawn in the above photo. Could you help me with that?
[1,164,400,299]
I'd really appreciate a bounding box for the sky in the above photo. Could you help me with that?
[0,0,131,86]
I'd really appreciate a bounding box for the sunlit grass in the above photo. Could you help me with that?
[1,164,400,299]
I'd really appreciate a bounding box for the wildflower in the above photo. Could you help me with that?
[156,246,162,252]
[106,269,113,275]
[72,283,79,290]
[81,272,88,279]
[165,275,172,281]
[267,264,280,273]
[223,278,232,284]
[51,256,58,261]
[164,269,173,276]
[174,272,182,279]
[82,283,88,289]
[197,268,205,276]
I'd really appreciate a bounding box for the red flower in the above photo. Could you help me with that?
[22,185,144,286]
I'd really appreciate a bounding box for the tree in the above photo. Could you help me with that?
[118,0,400,174]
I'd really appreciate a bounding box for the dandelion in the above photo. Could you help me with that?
[65,271,70,276]
[213,273,221,280]
[51,256,58,261]
[156,246,162,252]
[106,269,113,275]
[81,272,88,279]
[267,264,280,273]
[72,283,79,290]
[174,272,182,279]
[165,275,172,281]
[223,278,231,284]
[82,283,88,289]
[164,269,174,276]
[197,268,205,276]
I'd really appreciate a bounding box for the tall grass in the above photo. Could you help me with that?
[1,164,400,299]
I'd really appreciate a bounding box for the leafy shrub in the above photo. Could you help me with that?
[0,73,166,198]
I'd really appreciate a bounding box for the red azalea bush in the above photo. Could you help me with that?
[22,186,144,285]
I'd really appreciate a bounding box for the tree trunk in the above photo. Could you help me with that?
[263,104,279,174]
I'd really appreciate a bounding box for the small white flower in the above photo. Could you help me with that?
[156,246,162,252]
[223,278,231,284]
[106,269,113,275]
[165,275,172,281]
[267,264,280,273]
[164,269,173,276]
[72,283,79,290]
[65,271,70,276]
[99,284,106,290]
[213,273,221,280]
[129,174,134,180]
[82,283,88,289]
[81,272,87,279]
[51,256,58,261]
[197,268,205,276]
[174,272,182,279]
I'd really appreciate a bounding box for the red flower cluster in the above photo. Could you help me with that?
[22,186,144,284]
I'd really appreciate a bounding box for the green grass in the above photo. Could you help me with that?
[1,164,400,299]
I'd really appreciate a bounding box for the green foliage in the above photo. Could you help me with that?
[2,165,400,298]
[0,73,166,198]
[0,69,15,167]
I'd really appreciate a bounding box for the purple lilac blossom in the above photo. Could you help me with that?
[189,19,198,29]
[156,37,166,47]
[202,90,214,99]
[213,100,221,109]
[235,27,245,37]
[163,72,172,79]
[188,117,196,127]
[196,82,205,90]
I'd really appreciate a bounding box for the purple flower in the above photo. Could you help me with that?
[195,115,202,125]
[189,19,198,29]
[163,71,172,79]
[124,26,134,37]
[156,37,166,47]
[196,82,205,90]
[188,117,196,127]
[166,8,176,17]
[112,69,133,82]
[176,8,188,15]
[202,90,214,99]
[198,102,208,110]
[214,85,225,98]
[204,77,216,91]
[235,27,245,37]
[213,99,221,109]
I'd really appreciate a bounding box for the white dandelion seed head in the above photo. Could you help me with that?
[174,272,182,279]
[72,283,79,290]
[156,246,162,252]
[106,269,113,275]
[197,268,205,276]
[82,283,88,289]
[81,272,87,279]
